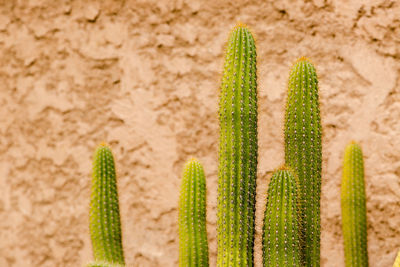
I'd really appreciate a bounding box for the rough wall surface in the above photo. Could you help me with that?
[0,0,399,266]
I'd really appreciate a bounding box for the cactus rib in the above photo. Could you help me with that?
[89,143,124,265]
[217,23,258,267]
[284,57,322,266]
[262,168,301,267]
[179,158,209,267]
[341,142,368,267]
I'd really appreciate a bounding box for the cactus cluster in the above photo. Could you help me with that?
[179,159,209,267]
[262,168,301,267]
[217,24,258,267]
[341,142,368,267]
[89,143,125,266]
[214,26,324,267]
[284,57,322,266]
[83,23,382,267]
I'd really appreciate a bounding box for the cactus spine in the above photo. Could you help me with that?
[90,143,124,265]
[284,57,322,266]
[179,158,209,267]
[341,142,368,267]
[262,168,301,267]
[217,23,258,267]
[393,250,400,267]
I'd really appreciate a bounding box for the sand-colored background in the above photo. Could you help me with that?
[1,0,400,266]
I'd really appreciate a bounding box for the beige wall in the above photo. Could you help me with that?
[0,0,399,266]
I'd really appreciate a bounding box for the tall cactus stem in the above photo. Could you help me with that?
[89,143,124,265]
[217,23,258,267]
[262,167,301,267]
[179,158,209,267]
[284,57,322,266]
[341,142,368,267]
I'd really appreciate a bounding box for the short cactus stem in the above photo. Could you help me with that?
[262,168,301,267]
[89,143,124,265]
[284,57,322,266]
[217,23,258,267]
[179,158,209,267]
[341,142,368,267]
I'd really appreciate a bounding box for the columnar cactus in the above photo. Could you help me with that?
[217,23,258,267]
[284,57,322,266]
[341,142,368,267]
[393,250,400,267]
[90,143,125,265]
[262,167,301,267]
[179,158,209,267]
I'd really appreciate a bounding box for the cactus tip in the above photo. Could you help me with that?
[291,57,316,72]
[275,165,288,171]
[347,141,362,151]
[296,56,312,63]
[231,22,256,37]
[274,164,298,174]
[189,157,198,162]
[185,157,200,167]
[99,141,109,147]
[234,21,248,29]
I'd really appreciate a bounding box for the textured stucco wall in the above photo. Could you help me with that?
[0,0,400,266]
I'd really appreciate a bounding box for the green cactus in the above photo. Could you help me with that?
[393,250,400,267]
[284,57,322,266]
[262,167,301,267]
[179,158,209,267]
[341,142,368,267]
[217,23,258,267]
[89,143,124,265]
